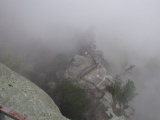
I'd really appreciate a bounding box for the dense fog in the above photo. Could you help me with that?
[0,0,160,119]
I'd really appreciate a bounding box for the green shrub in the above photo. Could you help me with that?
[106,79,137,105]
[55,80,91,120]
[106,78,123,102]
[120,80,137,104]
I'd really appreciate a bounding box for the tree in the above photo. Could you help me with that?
[106,65,137,105]
[120,80,137,104]
[55,80,91,120]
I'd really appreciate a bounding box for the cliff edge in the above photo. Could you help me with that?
[0,63,68,120]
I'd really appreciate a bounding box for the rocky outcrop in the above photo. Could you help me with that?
[65,54,135,120]
[0,63,68,120]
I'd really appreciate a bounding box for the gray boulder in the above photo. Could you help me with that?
[65,54,112,89]
[65,55,95,79]
[0,63,68,120]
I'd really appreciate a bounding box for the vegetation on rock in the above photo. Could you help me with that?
[106,65,137,105]
[106,79,137,104]
[54,80,91,120]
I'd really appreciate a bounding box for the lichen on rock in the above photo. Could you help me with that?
[0,63,68,120]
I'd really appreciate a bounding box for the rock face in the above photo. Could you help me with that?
[0,63,68,120]
[65,54,112,88]
[65,54,135,120]
[65,55,95,79]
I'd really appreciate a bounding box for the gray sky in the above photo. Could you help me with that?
[0,0,160,119]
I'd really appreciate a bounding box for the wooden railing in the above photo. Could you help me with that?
[0,105,28,120]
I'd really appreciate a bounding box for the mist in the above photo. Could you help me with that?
[0,0,160,119]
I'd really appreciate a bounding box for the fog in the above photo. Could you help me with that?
[0,0,160,119]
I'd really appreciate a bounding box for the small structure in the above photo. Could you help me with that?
[0,105,27,120]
